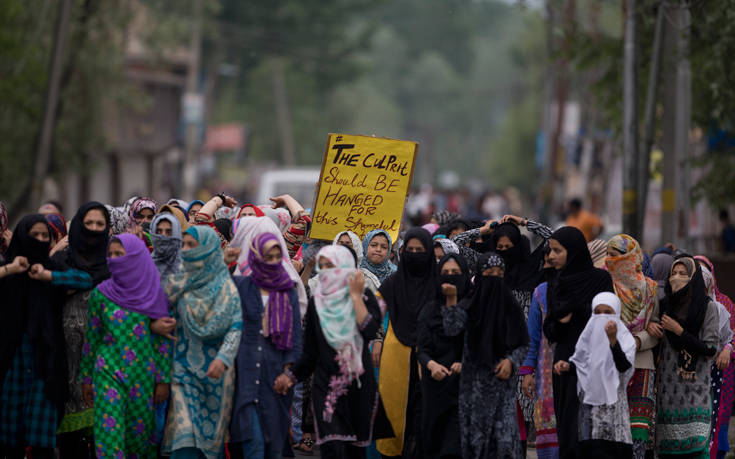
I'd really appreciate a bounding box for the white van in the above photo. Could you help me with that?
[255,168,321,210]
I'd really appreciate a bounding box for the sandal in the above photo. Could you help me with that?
[292,437,314,455]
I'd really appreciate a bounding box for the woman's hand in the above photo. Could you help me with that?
[206,358,226,379]
[442,283,458,307]
[479,220,498,236]
[151,317,177,340]
[50,235,68,257]
[82,383,94,408]
[661,315,684,336]
[553,360,570,375]
[371,341,382,368]
[522,374,535,398]
[291,259,304,273]
[349,270,365,297]
[605,320,618,346]
[28,264,52,282]
[717,348,731,370]
[646,321,664,338]
[273,373,294,395]
[558,313,573,324]
[4,256,29,276]
[154,383,170,405]
[494,358,512,380]
[450,362,462,375]
[501,215,526,226]
[427,360,451,381]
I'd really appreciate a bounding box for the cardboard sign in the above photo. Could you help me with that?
[310,133,418,242]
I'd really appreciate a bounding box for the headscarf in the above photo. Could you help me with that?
[158,204,190,231]
[167,198,189,210]
[98,234,169,319]
[45,213,67,244]
[360,229,397,284]
[490,222,545,292]
[0,201,8,254]
[465,252,529,367]
[236,203,265,219]
[1,215,68,407]
[52,202,111,285]
[569,292,636,405]
[313,245,364,420]
[248,232,296,350]
[545,226,613,324]
[434,238,459,258]
[587,239,608,269]
[333,231,363,266]
[694,256,735,335]
[641,253,654,278]
[260,206,292,233]
[422,223,439,234]
[378,228,437,346]
[105,205,129,236]
[605,234,658,331]
[230,216,307,315]
[166,226,241,340]
[661,256,711,380]
[186,200,205,220]
[150,213,182,277]
[701,265,733,349]
[127,197,158,231]
[432,210,459,225]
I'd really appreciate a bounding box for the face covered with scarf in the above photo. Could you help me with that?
[98,234,169,319]
[249,232,296,350]
[569,292,636,405]
[53,202,111,285]
[150,213,183,277]
[333,231,363,266]
[313,245,364,420]
[127,197,158,231]
[465,252,528,368]
[662,256,712,380]
[605,234,658,330]
[166,225,241,340]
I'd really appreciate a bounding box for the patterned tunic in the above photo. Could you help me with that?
[656,300,718,456]
[443,303,528,458]
[81,289,172,458]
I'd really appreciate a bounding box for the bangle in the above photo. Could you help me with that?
[217,193,227,206]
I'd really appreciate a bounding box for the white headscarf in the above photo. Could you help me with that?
[569,291,636,406]
[332,231,363,266]
[230,216,307,316]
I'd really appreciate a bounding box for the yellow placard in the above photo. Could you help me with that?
[310,133,418,242]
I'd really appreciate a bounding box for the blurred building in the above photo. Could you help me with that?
[56,2,189,211]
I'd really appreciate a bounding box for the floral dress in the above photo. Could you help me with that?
[81,289,172,458]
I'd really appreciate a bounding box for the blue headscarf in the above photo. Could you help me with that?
[165,225,241,340]
[360,229,397,284]
[641,253,654,278]
[185,200,205,221]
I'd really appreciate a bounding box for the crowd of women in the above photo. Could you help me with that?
[0,194,733,459]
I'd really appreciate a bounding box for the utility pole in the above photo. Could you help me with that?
[637,3,665,240]
[30,0,73,210]
[674,4,691,249]
[660,1,691,247]
[182,0,203,200]
[622,0,639,239]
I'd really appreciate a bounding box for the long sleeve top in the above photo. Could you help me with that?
[451,219,552,272]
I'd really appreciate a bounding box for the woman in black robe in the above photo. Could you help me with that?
[377,227,437,458]
[542,226,613,459]
[417,253,470,459]
[0,215,68,458]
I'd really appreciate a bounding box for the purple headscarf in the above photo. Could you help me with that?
[98,233,169,319]
[248,232,295,350]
